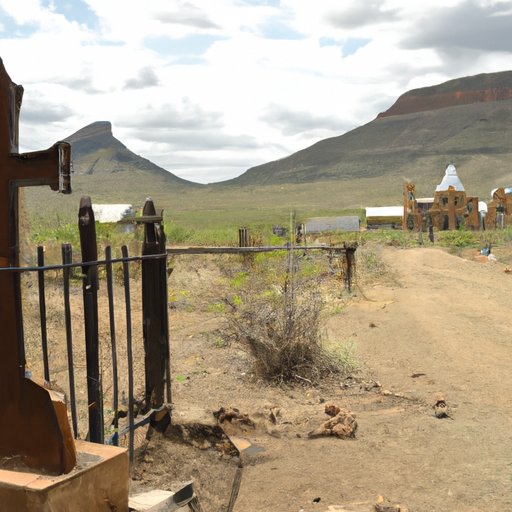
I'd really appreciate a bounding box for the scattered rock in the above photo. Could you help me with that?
[164,406,239,455]
[307,404,358,439]
[267,406,281,425]
[433,393,451,419]
[374,495,410,511]
[213,406,255,428]
[364,381,382,391]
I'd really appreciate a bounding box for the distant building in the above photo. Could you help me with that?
[365,207,403,229]
[92,204,133,223]
[403,164,480,231]
[487,187,512,229]
[304,216,360,234]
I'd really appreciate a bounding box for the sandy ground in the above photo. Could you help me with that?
[21,244,512,511]
[126,245,512,512]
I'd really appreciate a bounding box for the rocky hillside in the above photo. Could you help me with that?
[224,70,512,193]
[64,121,199,188]
[378,70,512,118]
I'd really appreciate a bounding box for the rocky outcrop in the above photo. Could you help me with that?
[62,121,199,186]
[378,71,512,118]
[65,120,113,141]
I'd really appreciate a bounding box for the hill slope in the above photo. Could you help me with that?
[64,121,199,188]
[225,71,512,193]
[379,70,512,117]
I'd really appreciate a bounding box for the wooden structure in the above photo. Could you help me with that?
[486,187,512,229]
[0,58,75,474]
[403,165,479,232]
[429,188,479,231]
[366,207,402,230]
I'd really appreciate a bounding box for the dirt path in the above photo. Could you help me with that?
[136,247,512,512]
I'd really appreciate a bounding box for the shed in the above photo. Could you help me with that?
[365,206,403,229]
[304,216,360,233]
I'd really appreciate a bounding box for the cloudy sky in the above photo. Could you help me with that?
[1,0,511,183]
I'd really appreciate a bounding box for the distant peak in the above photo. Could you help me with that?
[65,121,113,141]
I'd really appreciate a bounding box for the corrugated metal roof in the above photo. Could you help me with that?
[365,206,403,218]
[305,216,360,233]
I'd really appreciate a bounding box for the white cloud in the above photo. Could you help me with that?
[0,0,511,183]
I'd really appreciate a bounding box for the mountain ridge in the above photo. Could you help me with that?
[61,70,512,203]
[224,70,512,189]
[378,70,512,118]
[64,121,201,187]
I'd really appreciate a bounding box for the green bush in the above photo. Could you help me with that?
[437,230,478,248]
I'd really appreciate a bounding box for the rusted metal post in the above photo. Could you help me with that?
[62,243,78,439]
[344,244,357,292]
[141,199,169,411]
[105,245,119,446]
[37,245,50,382]
[121,245,135,463]
[78,196,104,443]
[0,58,75,474]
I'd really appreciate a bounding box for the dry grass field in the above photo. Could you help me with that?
[19,237,512,511]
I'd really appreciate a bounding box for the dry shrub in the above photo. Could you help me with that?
[228,280,342,384]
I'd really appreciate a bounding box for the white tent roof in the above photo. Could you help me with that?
[365,206,403,218]
[436,164,465,192]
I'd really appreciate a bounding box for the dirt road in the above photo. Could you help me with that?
[137,247,512,511]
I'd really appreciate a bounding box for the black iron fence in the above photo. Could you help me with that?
[1,197,171,463]
[1,196,358,467]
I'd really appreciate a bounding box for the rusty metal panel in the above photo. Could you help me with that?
[0,57,75,474]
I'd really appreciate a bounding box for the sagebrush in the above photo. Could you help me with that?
[226,253,350,383]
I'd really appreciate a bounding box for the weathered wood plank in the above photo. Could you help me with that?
[166,245,355,255]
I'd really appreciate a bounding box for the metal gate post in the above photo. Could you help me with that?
[141,199,169,411]
[78,196,104,443]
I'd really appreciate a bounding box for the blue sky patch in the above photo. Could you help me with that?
[319,37,339,48]
[0,9,38,37]
[319,37,370,56]
[343,38,371,56]
[42,0,98,29]
[259,19,304,40]
[172,56,208,66]
[145,34,225,56]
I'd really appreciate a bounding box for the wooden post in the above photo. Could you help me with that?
[78,196,103,443]
[141,199,169,411]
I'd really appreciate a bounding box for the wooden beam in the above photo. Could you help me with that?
[166,245,355,255]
